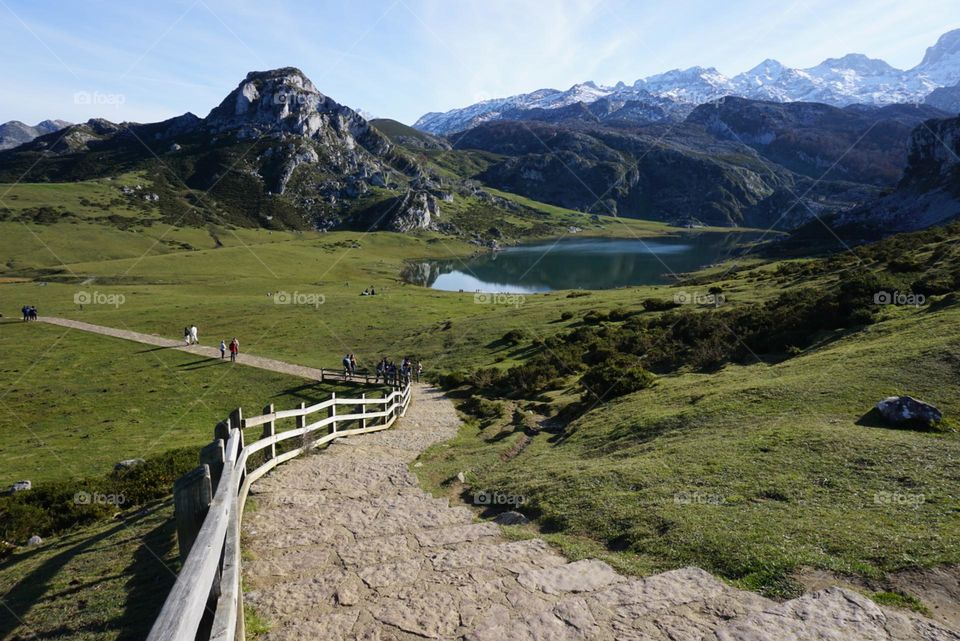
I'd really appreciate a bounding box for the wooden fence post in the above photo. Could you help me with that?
[199,440,225,491]
[230,408,244,449]
[295,402,306,431]
[262,403,276,462]
[173,465,212,564]
[214,419,230,444]
[329,392,337,435]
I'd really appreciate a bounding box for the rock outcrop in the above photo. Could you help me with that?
[382,190,439,232]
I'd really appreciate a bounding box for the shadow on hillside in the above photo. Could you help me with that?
[855,407,890,429]
[176,358,223,370]
[0,507,158,640]
[136,345,176,353]
[117,513,179,641]
[270,381,372,406]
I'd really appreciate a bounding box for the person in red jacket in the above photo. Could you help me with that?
[229,337,239,363]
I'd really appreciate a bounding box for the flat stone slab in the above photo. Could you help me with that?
[517,559,624,595]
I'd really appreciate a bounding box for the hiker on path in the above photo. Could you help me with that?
[375,357,386,384]
[190,325,199,345]
[21,306,29,322]
[28,306,37,321]
[350,353,358,375]
[416,360,423,383]
[343,353,352,377]
[220,340,227,359]
[184,327,191,345]
[229,338,239,362]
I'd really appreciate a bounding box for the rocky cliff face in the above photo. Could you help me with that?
[686,98,948,186]
[830,115,960,233]
[382,190,439,232]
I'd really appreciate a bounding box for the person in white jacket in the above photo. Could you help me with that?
[190,325,199,345]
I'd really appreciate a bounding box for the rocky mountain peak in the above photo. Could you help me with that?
[814,53,897,75]
[204,67,387,156]
[0,118,72,151]
[918,28,960,68]
[747,58,786,75]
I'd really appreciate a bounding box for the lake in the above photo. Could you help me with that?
[405,233,764,292]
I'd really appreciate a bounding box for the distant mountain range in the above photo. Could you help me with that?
[2,65,958,238]
[0,119,71,150]
[414,29,960,134]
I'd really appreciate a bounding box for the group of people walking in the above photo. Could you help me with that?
[220,338,240,362]
[20,306,38,321]
[184,325,239,362]
[376,356,422,386]
[340,354,423,386]
[183,325,199,345]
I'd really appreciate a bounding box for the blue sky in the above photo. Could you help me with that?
[2,0,959,126]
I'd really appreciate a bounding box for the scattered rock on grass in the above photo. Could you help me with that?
[27,535,43,546]
[494,511,530,526]
[876,396,943,429]
[115,458,146,471]
[9,480,31,493]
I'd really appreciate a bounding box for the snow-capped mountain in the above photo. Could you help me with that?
[414,28,960,134]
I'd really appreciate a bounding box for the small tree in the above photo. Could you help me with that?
[708,286,724,308]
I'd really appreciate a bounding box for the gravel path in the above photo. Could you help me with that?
[39,317,327,379]
[242,385,960,641]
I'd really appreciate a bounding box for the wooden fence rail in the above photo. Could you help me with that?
[146,382,413,641]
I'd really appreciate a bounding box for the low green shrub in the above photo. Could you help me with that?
[642,298,679,312]
[502,329,528,345]
[461,396,504,420]
[580,355,656,402]
[0,447,196,543]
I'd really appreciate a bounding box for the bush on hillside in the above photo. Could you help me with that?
[461,396,504,420]
[0,447,196,544]
[502,329,528,345]
[580,355,656,402]
[642,298,680,312]
[583,310,609,325]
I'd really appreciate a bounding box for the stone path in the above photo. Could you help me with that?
[242,385,960,641]
[39,317,327,380]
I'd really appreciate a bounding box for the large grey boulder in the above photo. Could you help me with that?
[876,396,943,428]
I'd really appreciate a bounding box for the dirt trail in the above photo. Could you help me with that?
[242,385,959,641]
[39,317,326,379]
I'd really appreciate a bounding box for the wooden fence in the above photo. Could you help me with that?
[146,382,413,641]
